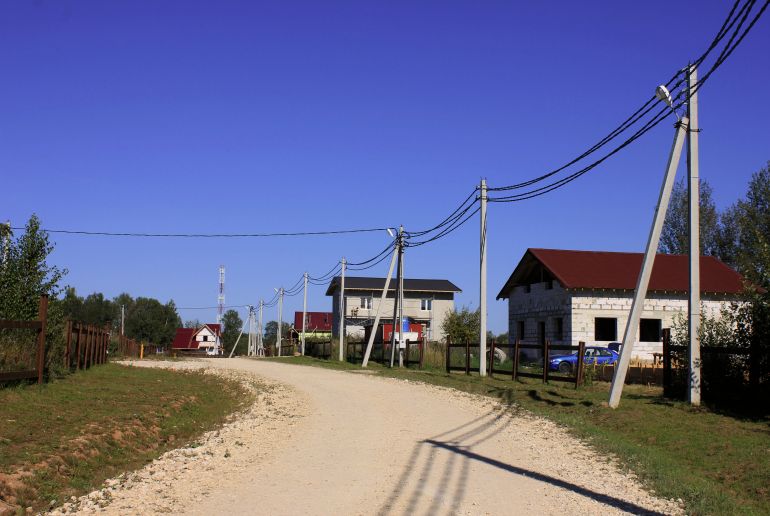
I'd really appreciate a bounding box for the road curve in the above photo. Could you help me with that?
[61,358,681,515]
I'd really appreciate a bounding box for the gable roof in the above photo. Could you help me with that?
[496,248,747,299]
[171,323,221,349]
[325,276,461,296]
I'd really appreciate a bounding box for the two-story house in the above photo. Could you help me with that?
[325,276,461,341]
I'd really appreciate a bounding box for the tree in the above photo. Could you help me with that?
[184,319,201,328]
[734,161,770,289]
[0,214,66,320]
[441,306,480,343]
[264,320,291,346]
[123,297,180,347]
[221,309,243,355]
[659,179,727,260]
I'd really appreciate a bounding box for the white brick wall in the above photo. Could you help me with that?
[506,282,731,360]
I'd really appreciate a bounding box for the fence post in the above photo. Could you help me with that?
[576,341,586,387]
[76,323,83,370]
[542,339,550,384]
[65,320,72,370]
[489,339,496,377]
[36,295,48,384]
[465,339,470,375]
[445,336,451,374]
[662,328,671,397]
[512,338,520,381]
[419,337,424,369]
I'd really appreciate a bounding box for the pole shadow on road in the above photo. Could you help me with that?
[376,408,665,516]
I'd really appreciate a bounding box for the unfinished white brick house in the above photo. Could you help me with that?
[496,249,746,360]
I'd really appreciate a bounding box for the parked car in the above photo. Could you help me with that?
[548,346,619,374]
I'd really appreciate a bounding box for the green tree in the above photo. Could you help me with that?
[734,162,770,289]
[221,309,243,355]
[264,320,291,346]
[659,179,727,260]
[441,306,480,343]
[123,297,180,347]
[184,319,201,329]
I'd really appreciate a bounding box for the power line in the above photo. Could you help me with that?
[14,226,392,238]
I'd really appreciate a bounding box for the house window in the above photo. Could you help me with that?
[545,280,553,290]
[525,285,531,293]
[594,318,617,341]
[640,318,662,342]
[202,335,208,342]
[360,297,372,310]
[517,320,525,341]
[420,299,432,311]
[555,317,564,341]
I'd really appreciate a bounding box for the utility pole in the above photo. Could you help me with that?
[121,304,125,336]
[479,179,488,377]
[302,272,308,356]
[390,226,403,368]
[257,300,265,356]
[398,238,405,368]
[277,288,284,356]
[687,64,701,406]
[609,115,689,408]
[362,240,399,367]
[338,258,346,361]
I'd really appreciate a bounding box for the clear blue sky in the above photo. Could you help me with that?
[2,1,769,333]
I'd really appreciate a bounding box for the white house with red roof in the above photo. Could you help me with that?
[496,249,747,360]
[171,323,222,355]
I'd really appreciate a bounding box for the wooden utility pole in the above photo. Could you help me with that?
[687,64,702,406]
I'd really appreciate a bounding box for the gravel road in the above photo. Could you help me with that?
[52,358,682,515]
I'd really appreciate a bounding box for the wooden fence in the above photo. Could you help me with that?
[347,339,425,368]
[445,337,587,388]
[305,340,332,359]
[65,321,110,370]
[116,334,142,358]
[0,295,48,384]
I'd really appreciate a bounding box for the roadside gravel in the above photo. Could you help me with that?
[50,359,682,515]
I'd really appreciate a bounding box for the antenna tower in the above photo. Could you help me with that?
[217,265,225,325]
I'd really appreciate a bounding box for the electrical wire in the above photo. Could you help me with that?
[15,227,393,238]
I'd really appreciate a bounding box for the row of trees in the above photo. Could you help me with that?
[61,289,181,346]
[662,162,770,353]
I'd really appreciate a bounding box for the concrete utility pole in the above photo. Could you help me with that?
[257,300,265,356]
[687,64,702,406]
[338,258,346,361]
[398,238,405,368]
[479,179,488,377]
[362,241,399,367]
[121,304,125,336]
[608,115,689,408]
[277,288,284,356]
[302,272,308,356]
[247,305,256,356]
[390,227,404,368]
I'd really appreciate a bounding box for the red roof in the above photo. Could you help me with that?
[171,324,221,349]
[294,312,333,332]
[497,249,747,299]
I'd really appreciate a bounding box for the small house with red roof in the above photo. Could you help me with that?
[171,323,222,354]
[496,249,747,360]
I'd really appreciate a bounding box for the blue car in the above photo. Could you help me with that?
[548,346,619,374]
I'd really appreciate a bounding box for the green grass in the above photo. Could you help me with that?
[0,363,252,511]
[262,355,770,515]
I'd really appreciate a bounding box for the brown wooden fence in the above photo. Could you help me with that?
[116,334,142,358]
[0,295,48,384]
[306,340,332,359]
[445,337,587,388]
[65,321,110,370]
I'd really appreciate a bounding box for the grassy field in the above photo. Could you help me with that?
[0,363,251,512]
[264,355,770,515]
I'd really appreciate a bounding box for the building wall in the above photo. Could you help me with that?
[331,289,455,341]
[506,281,731,360]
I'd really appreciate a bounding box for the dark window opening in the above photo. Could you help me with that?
[640,318,662,342]
[545,280,553,290]
[594,318,617,341]
[517,321,525,341]
[538,321,546,345]
[524,285,531,293]
[555,317,563,341]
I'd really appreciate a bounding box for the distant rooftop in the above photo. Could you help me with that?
[325,276,461,296]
